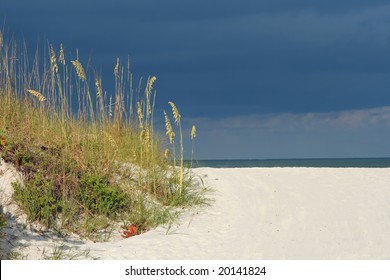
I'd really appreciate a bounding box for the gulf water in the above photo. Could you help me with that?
[190,158,390,168]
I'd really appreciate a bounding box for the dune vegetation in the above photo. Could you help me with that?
[0,30,207,242]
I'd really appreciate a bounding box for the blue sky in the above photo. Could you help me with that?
[2,0,390,159]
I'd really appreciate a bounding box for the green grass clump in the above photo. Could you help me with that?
[0,31,207,240]
[42,244,97,260]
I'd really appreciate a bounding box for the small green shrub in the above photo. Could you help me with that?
[77,173,130,216]
[12,172,60,227]
[14,149,33,166]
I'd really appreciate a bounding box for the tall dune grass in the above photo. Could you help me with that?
[0,31,206,240]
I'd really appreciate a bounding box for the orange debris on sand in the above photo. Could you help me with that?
[121,225,138,238]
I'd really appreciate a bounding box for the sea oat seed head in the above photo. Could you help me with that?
[164,111,175,144]
[109,96,113,117]
[142,128,151,148]
[114,58,119,78]
[0,31,3,49]
[59,44,65,65]
[95,78,102,97]
[191,125,197,140]
[26,89,46,102]
[168,102,181,125]
[50,45,58,73]
[104,132,118,150]
[71,59,86,81]
[146,76,157,95]
[137,101,143,128]
[164,149,170,159]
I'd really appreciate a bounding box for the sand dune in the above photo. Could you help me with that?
[1,158,390,259]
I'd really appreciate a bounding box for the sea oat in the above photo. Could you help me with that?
[164,148,170,159]
[137,101,143,128]
[26,89,46,102]
[164,111,175,144]
[71,60,86,81]
[114,58,119,78]
[0,31,3,49]
[146,76,157,96]
[142,128,152,148]
[50,45,58,73]
[59,44,65,65]
[191,125,197,140]
[168,102,181,125]
[109,96,113,117]
[95,78,102,97]
[104,132,118,150]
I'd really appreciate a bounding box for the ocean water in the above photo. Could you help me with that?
[190,158,390,168]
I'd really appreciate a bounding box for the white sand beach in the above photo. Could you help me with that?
[1,158,390,259]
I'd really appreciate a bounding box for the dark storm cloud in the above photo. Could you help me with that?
[2,0,390,118]
[2,0,390,159]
